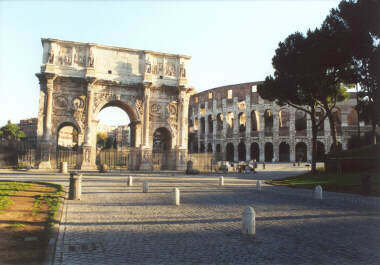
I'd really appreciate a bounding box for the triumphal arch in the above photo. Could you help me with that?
[36,38,193,170]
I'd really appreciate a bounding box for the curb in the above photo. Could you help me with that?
[42,187,68,265]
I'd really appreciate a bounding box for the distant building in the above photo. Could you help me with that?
[57,126,77,148]
[188,82,371,163]
[18,118,38,147]
[97,124,130,150]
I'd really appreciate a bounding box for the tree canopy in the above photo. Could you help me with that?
[258,27,351,172]
[0,121,26,141]
[322,0,380,143]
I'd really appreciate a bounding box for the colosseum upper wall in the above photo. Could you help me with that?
[188,82,370,163]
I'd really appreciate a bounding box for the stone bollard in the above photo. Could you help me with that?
[143,181,149,193]
[60,162,68,174]
[256,180,262,191]
[314,185,323,200]
[69,172,82,200]
[172,188,180,206]
[127,176,133,187]
[242,206,256,236]
[219,176,224,186]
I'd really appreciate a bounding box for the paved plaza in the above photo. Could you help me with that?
[1,167,380,265]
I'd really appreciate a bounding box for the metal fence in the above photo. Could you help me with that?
[55,149,81,169]
[97,149,130,169]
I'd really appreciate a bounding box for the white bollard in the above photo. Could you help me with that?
[242,206,256,236]
[219,176,224,186]
[143,181,149,193]
[172,188,180,206]
[256,180,262,191]
[314,185,323,200]
[127,176,133,187]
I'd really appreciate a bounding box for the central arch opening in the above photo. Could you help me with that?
[152,127,172,170]
[96,101,133,169]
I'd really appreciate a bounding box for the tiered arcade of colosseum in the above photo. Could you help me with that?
[188,82,369,163]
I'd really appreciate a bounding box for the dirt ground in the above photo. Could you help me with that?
[0,183,57,265]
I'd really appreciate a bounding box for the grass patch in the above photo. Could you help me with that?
[0,181,64,264]
[6,223,25,229]
[268,170,380,196]
[33,192,62,227]
[0,182,30,212]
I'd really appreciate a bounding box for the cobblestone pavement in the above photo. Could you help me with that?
[1,168,379,265]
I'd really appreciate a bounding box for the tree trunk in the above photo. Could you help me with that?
[310,108,318,173]
[372,119,377,145]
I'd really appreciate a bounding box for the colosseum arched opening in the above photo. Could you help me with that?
[264,142,273,162]
[279,142,290,162]
[238,142,246,161]
[296,142,307,162]
[226,143,234,162]
[250,142,260,161]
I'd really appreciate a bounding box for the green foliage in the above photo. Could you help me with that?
[0,182,30,212]
[0,121,26,141]
[6,223,25,229]
[33,193,61,223]
[328,143,379,159]
[96,132,107,149]
[269,169,380,196]
[323,0,380,141]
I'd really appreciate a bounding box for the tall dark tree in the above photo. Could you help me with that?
[258,30,349,172]
[322,0,380,144]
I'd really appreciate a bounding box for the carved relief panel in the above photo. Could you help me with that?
[58,46,73,66]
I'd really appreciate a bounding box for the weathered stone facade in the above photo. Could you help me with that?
[36,38,193,170]
[188,82,370,163]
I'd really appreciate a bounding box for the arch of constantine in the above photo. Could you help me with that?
[36,38,193,170]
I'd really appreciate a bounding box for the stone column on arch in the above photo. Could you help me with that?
[175,87,189,170]
[129,121,142,170]
[81,77,97,170]
[37,73,57,169]
[139,82,153,170]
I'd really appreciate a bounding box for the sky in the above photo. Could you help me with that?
[0,0,341,127]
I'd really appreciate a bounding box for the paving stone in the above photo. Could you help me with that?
[0,169,379,264]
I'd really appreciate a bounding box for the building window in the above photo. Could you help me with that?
[227,89,232,99]
[195,97,198,103]
[252,85,257,93]
[208,92,213,99]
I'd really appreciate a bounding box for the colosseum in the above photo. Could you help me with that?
[188,82,368,163]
